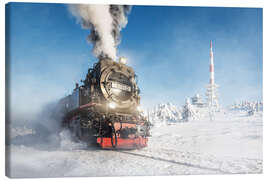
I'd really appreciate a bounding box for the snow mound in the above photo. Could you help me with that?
[10,126,36,139]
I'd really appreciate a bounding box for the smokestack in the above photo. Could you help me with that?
[209,40,214,85]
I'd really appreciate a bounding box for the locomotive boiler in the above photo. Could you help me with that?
[59,57,151,149]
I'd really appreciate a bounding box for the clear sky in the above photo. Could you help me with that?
[7,3,262,113]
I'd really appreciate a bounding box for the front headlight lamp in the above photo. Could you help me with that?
[108,102,116,109]
[119,57,127,64]
[137,106,142,112]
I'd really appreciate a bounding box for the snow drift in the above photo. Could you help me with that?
[6,102,263,178]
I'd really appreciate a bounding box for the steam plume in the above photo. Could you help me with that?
[68,4,131,60]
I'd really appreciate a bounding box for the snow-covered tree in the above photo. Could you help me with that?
[182,98,198,122]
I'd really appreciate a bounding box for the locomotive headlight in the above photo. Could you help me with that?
[119,57,127,64]
[108,102,116,109]
[137,106,142,112]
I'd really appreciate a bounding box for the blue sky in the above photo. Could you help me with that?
[7,3,262,113]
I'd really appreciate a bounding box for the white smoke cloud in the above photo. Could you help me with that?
[68,4,131,60]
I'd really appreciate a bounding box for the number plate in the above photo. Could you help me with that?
[111,82,131,92]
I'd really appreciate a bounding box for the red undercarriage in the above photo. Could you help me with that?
[96,122,148,149]
[67,103,149,149]
[97,136,148,149]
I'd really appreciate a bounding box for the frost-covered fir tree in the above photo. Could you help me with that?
[231,101,263,113]
[182,98,197,122]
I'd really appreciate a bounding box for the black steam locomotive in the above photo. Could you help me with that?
[59,57,150,149]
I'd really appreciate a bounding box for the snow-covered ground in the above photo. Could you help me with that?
[6,108,262,178]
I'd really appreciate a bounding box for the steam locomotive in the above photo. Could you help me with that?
[59,57,151,149]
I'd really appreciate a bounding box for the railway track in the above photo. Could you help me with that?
[113,148,262,174]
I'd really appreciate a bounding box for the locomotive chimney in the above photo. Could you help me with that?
[98,56,113,62]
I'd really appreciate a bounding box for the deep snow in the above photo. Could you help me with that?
[6,108,262,178]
